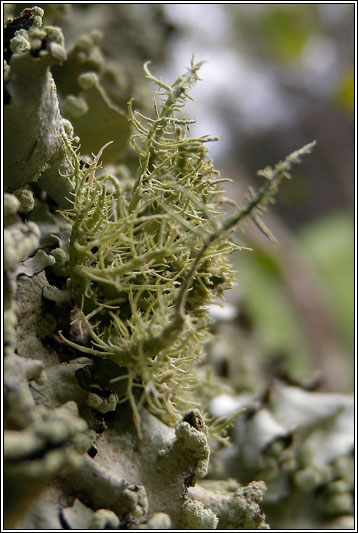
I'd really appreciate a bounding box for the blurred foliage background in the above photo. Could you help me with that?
[159,3,355,394]
[5,3,354,393]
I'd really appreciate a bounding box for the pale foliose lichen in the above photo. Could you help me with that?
[61,70,130,163]
[189,480,270,529]
[180,498,219,529]
[13,188,35,213]
[4,354,92,528]
[209,383,354,528]
[4,190,43,357]
[87,390,119,414]
[5,5,334,531]
[4,196,40,272]
[61,499,120,529]
[4,7,71,206]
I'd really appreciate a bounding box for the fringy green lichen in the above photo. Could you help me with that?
[59,59,315,436]
[58,61,238,435]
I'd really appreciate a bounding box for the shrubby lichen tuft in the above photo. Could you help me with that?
[59,60,238,435]
[59,59,315,437]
